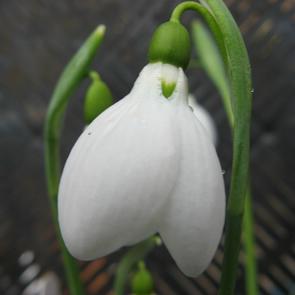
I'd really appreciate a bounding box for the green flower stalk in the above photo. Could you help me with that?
[192,20,257,295]
[244,188,258,295]
[200,2,252,294]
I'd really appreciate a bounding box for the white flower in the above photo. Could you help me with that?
[58,62,225,277]
[188,94,217,145]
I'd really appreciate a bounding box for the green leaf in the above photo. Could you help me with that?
[191,20,234,126]
[44,25,106,295]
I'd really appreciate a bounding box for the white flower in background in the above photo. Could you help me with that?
[188,94,217,145]
[58,62,225,277]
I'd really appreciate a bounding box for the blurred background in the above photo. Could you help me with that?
[0,0,294,294]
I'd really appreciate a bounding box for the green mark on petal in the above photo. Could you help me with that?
[161,80,176,98]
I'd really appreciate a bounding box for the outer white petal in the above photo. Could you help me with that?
[58,63,188,260]
[158,107,225,277]
[188,94,217,145]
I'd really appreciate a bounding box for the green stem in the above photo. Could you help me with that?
[44,25,105,295]
[170,1,227,65]
[114,237,160,295]
[244,188,258,295]
[202,3,252,294]
[170,1,252,294]
[192,19,257,294]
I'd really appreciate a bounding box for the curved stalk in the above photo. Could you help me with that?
[170,1,227,66]
[44,25,105,295]
[244,188,258,295]
[170,1,252,294]
[201,2,252,294]
[192,20,257,294]
[192,20,257,295]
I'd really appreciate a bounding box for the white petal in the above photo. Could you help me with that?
[161,63,178,85]
[58,63,188,260]
[188,95,217,145]
[158,108,225,277]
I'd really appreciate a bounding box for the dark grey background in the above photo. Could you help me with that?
[0,0,294,294]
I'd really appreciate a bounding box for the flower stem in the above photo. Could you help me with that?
[170,1,252,294]
[44,25,105,295]
[192,19,257,295]
[244,188,258,295]
[170,1,227,64]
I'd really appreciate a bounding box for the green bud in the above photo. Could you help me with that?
[84,71,113,124]
[131,262,154,295]
[148,21,191,69]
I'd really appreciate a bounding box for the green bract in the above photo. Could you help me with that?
[148,21,191,69]
[84,71,113,124]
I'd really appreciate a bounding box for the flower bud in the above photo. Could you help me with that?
[131,262,154,295]
[84,71,113,124]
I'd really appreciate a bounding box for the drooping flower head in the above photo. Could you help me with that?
[58,20,225,277]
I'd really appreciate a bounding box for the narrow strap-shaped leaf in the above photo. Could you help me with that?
[44,25,105,295]
[45,25,105,199]
[191,21,234,126]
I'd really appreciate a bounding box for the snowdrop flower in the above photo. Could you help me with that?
[58,21,225,277]
[188,94,217,145]
[58,62,225,276]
